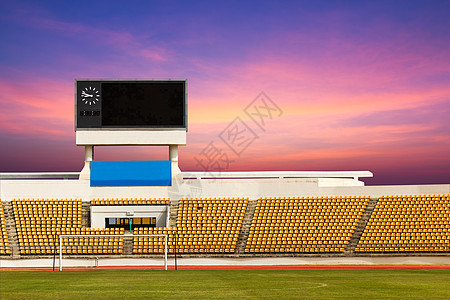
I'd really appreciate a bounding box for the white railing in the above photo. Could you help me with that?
[181,171,373,181]
[0,170,374,181]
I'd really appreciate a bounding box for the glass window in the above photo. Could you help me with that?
[105,217,157,230]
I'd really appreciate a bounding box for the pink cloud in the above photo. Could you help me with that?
[11,7,171,63]
[0,78,73,138]
[139,48,167,61]
[187,48,450,129]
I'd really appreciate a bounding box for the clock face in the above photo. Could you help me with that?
[81,86,100,105]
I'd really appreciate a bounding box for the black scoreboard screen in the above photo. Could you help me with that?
[75,79,187,130]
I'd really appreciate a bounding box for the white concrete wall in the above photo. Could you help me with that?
[1,256,449,268]
[0,180,169,202]
[1,177,449,202]
[319,184,450,198]
[0,180,90,201]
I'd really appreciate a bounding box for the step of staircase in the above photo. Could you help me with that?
[345,197,379,254]
[236,199,258,255]
[168,200,179,228]
[123,231,134,255]
[82,202,91,228]
[2,201,21,257]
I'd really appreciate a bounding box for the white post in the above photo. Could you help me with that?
[79,146,94,180]
[166,206,170,227]
[59,235,63,271]
[169,145,180,175]
[85,145,94,161]
[169,145,178,161]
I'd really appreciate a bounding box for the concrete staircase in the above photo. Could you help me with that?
[168,200,179,227]
[2,201,20,257]
[123,231,134,255]
[345,197,379,253]
[82,202,91,228]
[235,199,258,255]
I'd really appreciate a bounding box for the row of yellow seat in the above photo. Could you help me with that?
[18,229,124,255]
[132,228,238,254]
[247,247,345,253]
[60,234,124,255]
[245,196,370,253]
[181,197,247,201]
[357,246,449,252]
[356,195,449,252]
[91,198,170,206]
[21,246,123,255]
[260,196,366,200]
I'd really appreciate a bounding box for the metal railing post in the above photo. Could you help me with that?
[59,235,63,271]
[164,235,168,270]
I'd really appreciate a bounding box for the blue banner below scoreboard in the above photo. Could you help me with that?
[90,161,172,187]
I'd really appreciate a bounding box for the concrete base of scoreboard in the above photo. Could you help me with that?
[90,161,172,187]
[78,145,181,185]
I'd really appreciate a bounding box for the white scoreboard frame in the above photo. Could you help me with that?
[76,129,186,146]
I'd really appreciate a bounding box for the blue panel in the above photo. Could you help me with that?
[90,161,171,187]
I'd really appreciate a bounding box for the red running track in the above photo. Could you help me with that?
[1,265,450,271]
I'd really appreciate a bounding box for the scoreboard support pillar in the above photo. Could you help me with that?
[169,145,181,175]
[79,145,94,180]
[85,145,94,161]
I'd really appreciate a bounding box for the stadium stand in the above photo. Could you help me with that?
[12,199,123,255]
[0,201,11,255]
[91,198,170,206]
[356,194,450,253]
[3,194,448,258]
[133,197,248,254]
[245,196,370,253]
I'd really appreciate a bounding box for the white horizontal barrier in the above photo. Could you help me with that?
[181,171,373,181]
[0,170,373,182]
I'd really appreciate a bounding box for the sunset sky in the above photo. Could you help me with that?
[0,1,449,185]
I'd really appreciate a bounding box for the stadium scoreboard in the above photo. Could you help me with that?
[75,79,187,146]
[75,79,187,129]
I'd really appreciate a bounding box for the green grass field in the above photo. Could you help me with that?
[1,269,449,299]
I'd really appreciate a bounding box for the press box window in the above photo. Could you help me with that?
[105,217,156,230]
